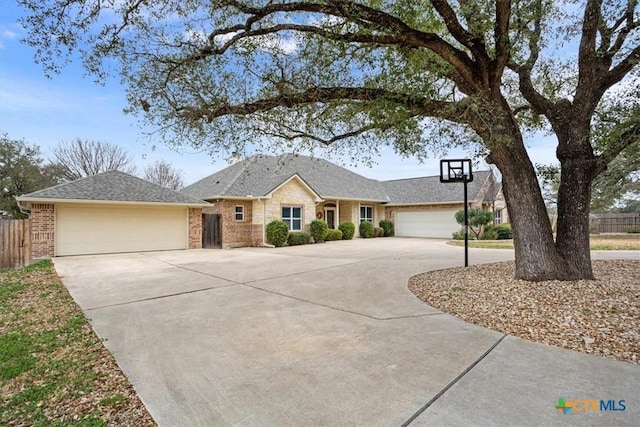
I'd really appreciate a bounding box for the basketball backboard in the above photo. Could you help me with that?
[439,159,473,183]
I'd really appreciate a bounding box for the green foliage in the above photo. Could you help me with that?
[627,227,640,234]
[492,224,513,240]
[325,229,343,241]
[287,232,311,246]
[373,227,384,237]
[0,134,64,219]
[452,230,476,240]
[379,220,394,237]
[309,219,328,242]
[481,227,498,240]
[338,222,355,240]
[454,209,493,239]
[266,220,289,247]
[359,221,374,238]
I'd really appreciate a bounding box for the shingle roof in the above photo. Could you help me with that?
[18,170,208,205]
[181,154,495,205]
[181,154,390,201]
[383,170,492,204]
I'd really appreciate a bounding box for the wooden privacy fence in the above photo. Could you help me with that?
[590,213,640,233]
[1,219,32,269]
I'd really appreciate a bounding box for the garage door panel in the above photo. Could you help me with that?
[395,209,459,238]
[56,204,188,256]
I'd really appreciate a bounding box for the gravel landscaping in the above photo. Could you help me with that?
[409,260,640,365]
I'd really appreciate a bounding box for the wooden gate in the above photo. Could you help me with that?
[1,219,32,269]
[202,214,222,249]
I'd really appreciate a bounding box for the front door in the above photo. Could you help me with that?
[324,208,336,229]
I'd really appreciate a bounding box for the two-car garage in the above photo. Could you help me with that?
[17,170,208,258]
[55,204,190,256]
[393,209,461,239]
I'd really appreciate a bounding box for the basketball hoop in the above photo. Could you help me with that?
[440,158,473,267]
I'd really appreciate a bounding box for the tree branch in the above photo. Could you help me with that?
[175,86,466,124]
[430,0,488,62]
[600,44,640,91]
[491,1,512,88]
[186,1,483,92]
[594,118,640,176]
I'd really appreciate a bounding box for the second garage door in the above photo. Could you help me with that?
[56,204,188,256]
[395,209,460,238]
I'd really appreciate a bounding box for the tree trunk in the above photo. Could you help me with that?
[489,137,572,281]
[554,132,597,279]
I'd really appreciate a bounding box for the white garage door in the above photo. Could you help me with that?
[56,204,188,256]
[395,209,460,238]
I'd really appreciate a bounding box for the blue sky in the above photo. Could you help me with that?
[0,2,558,186]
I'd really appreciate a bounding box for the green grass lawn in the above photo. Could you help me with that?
[447,234,640,250]
[0,261,154,426]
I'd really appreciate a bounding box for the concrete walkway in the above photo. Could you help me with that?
[53,239,639,426]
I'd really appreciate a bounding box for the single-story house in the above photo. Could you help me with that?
[180,154,507,248]
[16,154,507,258]
[16,171,209,258]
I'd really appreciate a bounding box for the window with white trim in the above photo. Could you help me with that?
[494,209,502,225]
[360,206,373,223]
[235,205,244,221]
[282,206,302,231]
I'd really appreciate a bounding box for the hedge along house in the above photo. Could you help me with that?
[180,154,507,248]
[16,170,210,258]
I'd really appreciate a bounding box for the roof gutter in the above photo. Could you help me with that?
[15,197,210,208]
[383,201,465,207]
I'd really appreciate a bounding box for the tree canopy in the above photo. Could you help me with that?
[0,135,64,219]
[143,160,185,190]
[18,0,640,280]
[51,138,137,181]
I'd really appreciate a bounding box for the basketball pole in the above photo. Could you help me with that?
[463,174,469,267]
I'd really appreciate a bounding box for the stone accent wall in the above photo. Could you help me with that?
[188,208,203,249]
[265,179,317,233]
[30,203,55,259]
[339,201,357,224]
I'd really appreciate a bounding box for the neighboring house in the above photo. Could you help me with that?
[16,171,209,258]
[180,154,507,248]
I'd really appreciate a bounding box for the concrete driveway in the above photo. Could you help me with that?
[53,238,639,426]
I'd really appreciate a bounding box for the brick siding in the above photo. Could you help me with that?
[188,208,203,249]
[30,203,55,259]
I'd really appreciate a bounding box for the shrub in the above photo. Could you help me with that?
[452,230,476,240]
[338,221,355,240]
[627,227,640,234]
[481,226,498,240]
[379,220,394,237]
[359,221,374,238]
[287,232,311,246]
[309,219,329,242]
[325,229,343,241]
[266,220,289,247]
[454,209,493,239]
[493,224,513,240]
[373,227,384,237]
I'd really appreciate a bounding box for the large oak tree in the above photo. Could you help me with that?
[18,0,639,280]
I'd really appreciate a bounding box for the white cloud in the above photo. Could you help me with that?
[0,25,20,49]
